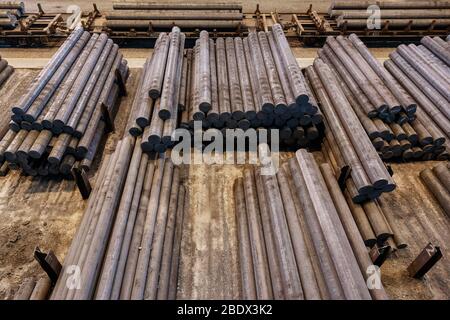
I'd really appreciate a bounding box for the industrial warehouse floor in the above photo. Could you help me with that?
[0,52,449,300]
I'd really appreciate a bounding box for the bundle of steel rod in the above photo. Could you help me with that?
[0,56,14,87]
[322,135,407,251]
[305,59,395,202]
[106,2,243,31]
[50,136,187,300]
[0,11,17,28]
[128,27,186,153]
[317,34,448,162]
[420,162,450,217]
[319,35,417,122]
[330,0,450,27]
[177,24,323,149]
[112,2,242,11]
[383,36,450,160]
[11,276,52,300]
[234,150,391,300]
[0,27,128,177]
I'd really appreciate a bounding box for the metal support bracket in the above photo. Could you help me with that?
[72,166,92,199]
[101,102,115,133]
[407,243,442,278]
[337,165,351,192]
[34,247,62,284]
[369,244,391,267]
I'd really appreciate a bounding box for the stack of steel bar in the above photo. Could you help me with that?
[128,27,186,153]
[420,163,450,216]
[322,136,407,250]
[317,34,448,161]
[179,24,323,149]
[0,27,128,178]
[305,59,395,202]
[50,136,187,300]
[383,35,450,160]
[0,1,23,28]
[105,2,243,31]
[11,276,52,300]
[329,1,450,29]
[234,149,391,300]
[0,55,14,87]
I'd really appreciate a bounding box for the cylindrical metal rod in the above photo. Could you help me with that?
[225,37,244,120]
[234,38,256,121]
[272,23,309,104]
[242,169,273,299]
[235,177,257,300]
[13,278,36,300]
[29,277,51,300]
[266,31,296,109]
[420,168,450,216]
[167,186,188,300]
[248,32,274,113]
[254,169,284,299]
[159,27,182,119]
[148,33,170,99]
[421,36,450,65]
[433,163,450,191]
[106,12,244,20]
[157,183,185,300]
[216,38,232,120]
[113,3,243,11]
[258,31,287,113]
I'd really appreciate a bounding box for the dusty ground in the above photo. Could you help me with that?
[0,45,449,299]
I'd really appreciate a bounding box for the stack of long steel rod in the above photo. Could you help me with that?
[317,34,448,161]
[305,59,395,202]
[322,135,407,251]
[234,149,391,300]
[0,1,23,29]
[329,1,450,29]
[0,55,14,87]
[128,27,186,153]
[50,136,187,300]
[384,35,450,160]
[11,276,52,300]
[0,27,128,177]
[179,24,323,149]
[419,162,450,216]
[106,2,243,31]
